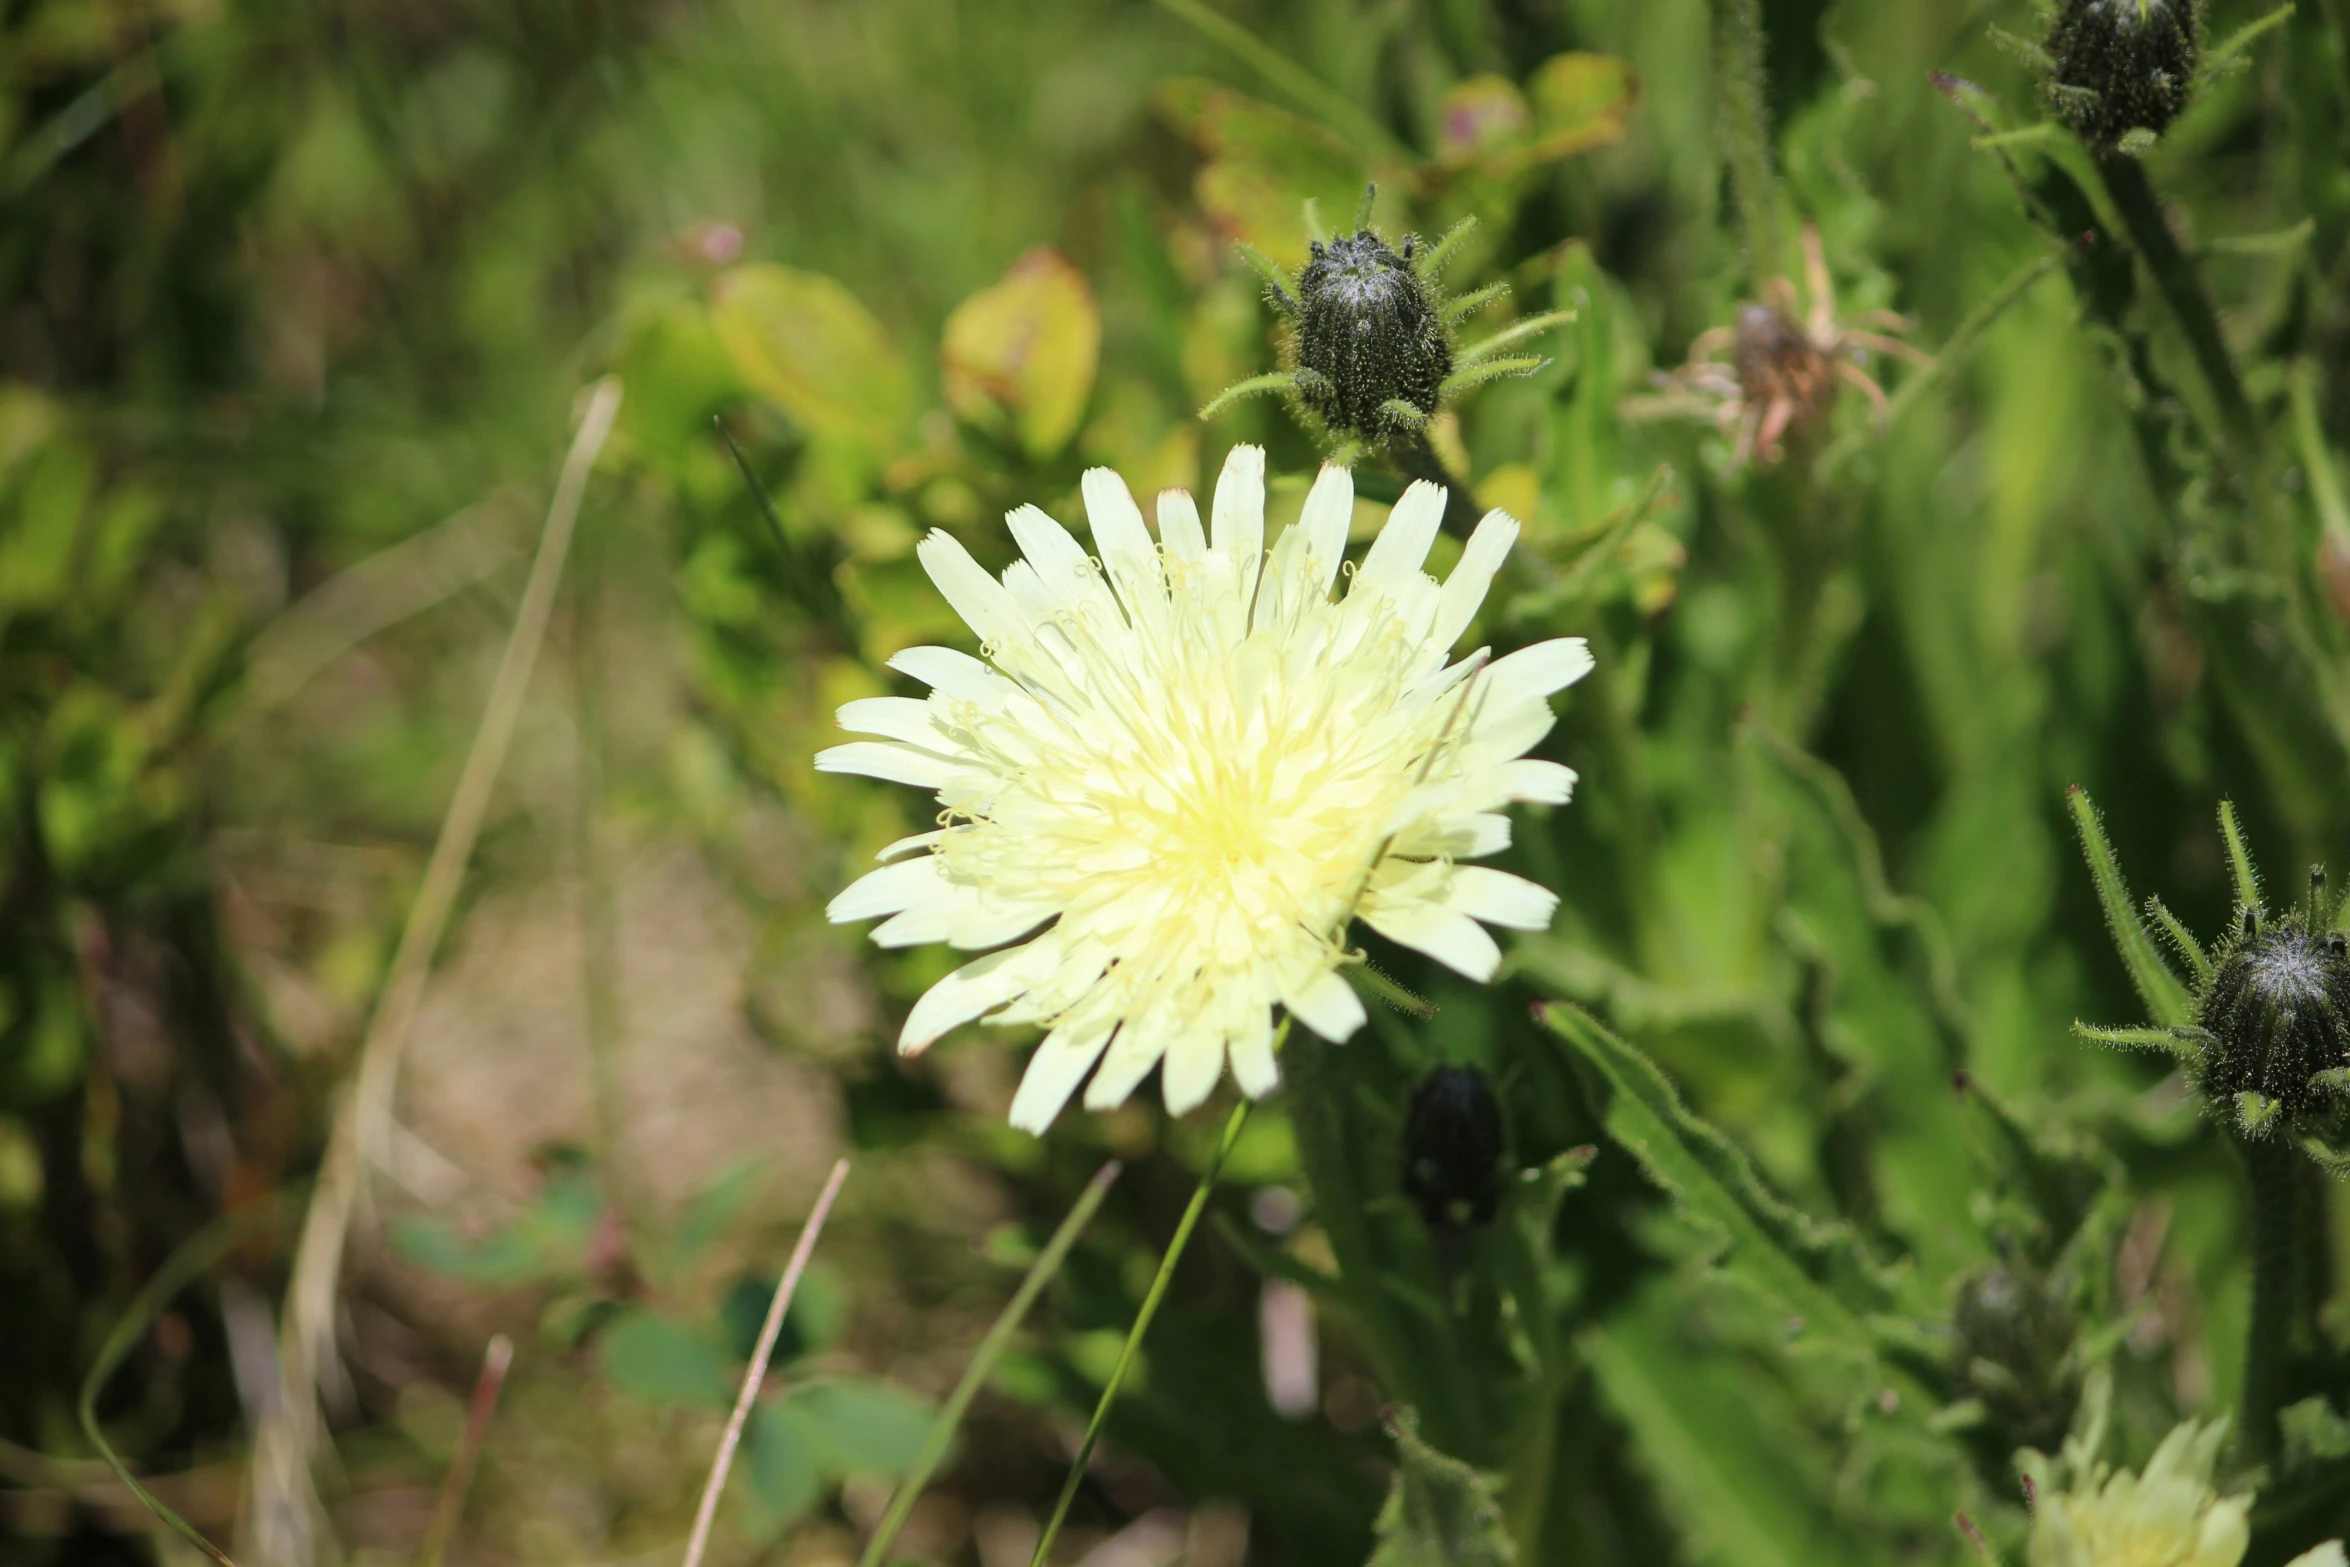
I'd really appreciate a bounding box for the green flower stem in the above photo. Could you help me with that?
[2239,1134,2299,1465]
[2094,152,2261,460]
[1712,0,1783,288]
[1028,1098,1254,1567]
[860,1161,1122,1567]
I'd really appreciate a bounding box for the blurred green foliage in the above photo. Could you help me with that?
[7,0,2350,1562]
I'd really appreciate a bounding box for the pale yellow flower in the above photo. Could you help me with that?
[2023,1373,2251,1567]
[819,447,1586,1131]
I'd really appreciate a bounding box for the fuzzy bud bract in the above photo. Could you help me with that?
[2044,0,2202,147]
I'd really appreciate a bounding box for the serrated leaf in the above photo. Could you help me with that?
[940,247,1100,458]
[1583,1300,1867,1567]
[1366,1407,1515,1567]
[710,263,915,454]
[1536,1004,1925,1396]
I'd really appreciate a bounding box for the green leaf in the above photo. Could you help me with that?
[939,248,1100,459]
[2067,788,2195,1028]
[709,262,916,455]
[1535,1004,1923,1391]
[1582,1300,1867,1567]
[2280,1396,2350,1470]
[788,1377,936,1478]
[598,1308,735,1409]
[1366,1407,1516,1567]
[742,1399,828,1532]
[388,1216,544,1286]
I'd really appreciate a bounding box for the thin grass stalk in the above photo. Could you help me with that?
[570,502,636,1235]
[415,1335,514,1567]
[855,1160,1123,1567]
[80,1196,289,1566]
[1028,1102,1253,1567]
[245,378,623,1566]
[681,1157,852,1567]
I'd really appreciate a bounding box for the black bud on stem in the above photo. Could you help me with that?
[2198,908,2350,1133]
[1402,1065,1507,1235]
[2044,0,2203,148]
[1294,231,1451,444]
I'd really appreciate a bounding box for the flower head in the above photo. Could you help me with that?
[819,447,1587,1132]
[2022,1374,2248,1567]
[2044,0,2202,149]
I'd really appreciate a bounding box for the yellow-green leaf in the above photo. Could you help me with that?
[1519,53,1639,167]
[1156,79,1400,270]
[1437,76,1532,167]
[710,263,915,454]
[940,248,1100,459]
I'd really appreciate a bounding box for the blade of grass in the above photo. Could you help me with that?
[855,1160,1123,1567]
[248,379,623,1565]
[1029,1102,1253,1567]
[82,1197,289,1567]
[682,1157,851,1567]
[416,1335,513,1567]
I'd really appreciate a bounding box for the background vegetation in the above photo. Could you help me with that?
[5,0,2350,1562]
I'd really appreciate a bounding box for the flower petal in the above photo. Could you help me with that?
[1495,758,1577,804]
[1283,965,1367,1043]
[1161,1031,1225,1116]
[1444,866,1558,931]
[827,856,942,923]
[917,528,1023,646]
[1228,1010,1279,1098]
[1297,463,1354,601]
[1363,902,1503,981]
[1082,468,1164,615]
[1157,488,1207,562]
[1210,443,1265,560]
[1431,508,1519,651]
[1356,480,1445,594]
[1086,1010,1173,1109]
[900,942,1052,1053]
[814,741,957,790]
[1483,637,1593,701]
[836,696,947,746]
[888,645,1015,704]
[1009,1014,1116,1134]
[1006,503,1109,612]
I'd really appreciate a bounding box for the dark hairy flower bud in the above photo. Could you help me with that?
[2198,908,2350,1131]
[1402,1065,1507,1234]
[2044,0,2202,147]
[1293,231,1452,443]
[1952,1264,2079,1456]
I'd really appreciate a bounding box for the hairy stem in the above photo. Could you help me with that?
[2239,1136,2299,1465]
[2095,153,2260,459]
[1712,0,1783,288]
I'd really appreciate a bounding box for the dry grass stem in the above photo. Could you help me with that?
[243,379,623,1567]
[681,1156,852,1567]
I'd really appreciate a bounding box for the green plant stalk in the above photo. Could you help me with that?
[2238,1135,2299,1465]
[1713,0,1783,288]
[858,1160,1122,1567]
[1028,1100,1253,1567]
[81,1198,289,1567]
[2093,153,2260,460]
[571,504,636,1241]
